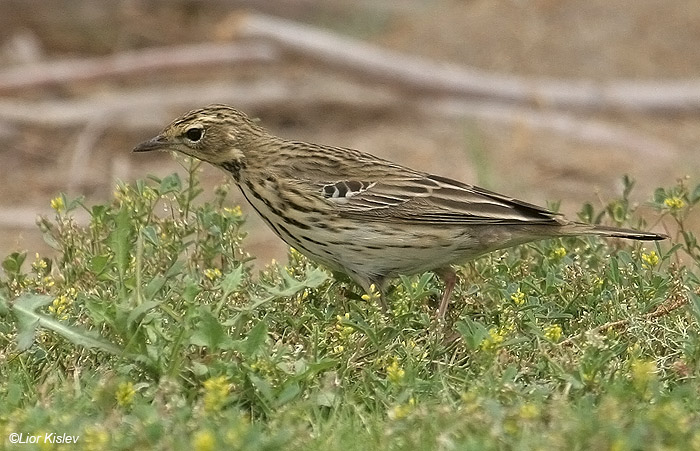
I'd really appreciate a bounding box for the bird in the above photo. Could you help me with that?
[133,104,667,319]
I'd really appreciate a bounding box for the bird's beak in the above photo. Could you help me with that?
[133,135,170,153]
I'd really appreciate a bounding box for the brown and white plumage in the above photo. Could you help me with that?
[133,104,667,318]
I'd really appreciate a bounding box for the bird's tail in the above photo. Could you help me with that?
[561,223,668,241]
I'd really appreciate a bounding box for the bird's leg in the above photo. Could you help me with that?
[358,277,390,313]
[435,267,457,320]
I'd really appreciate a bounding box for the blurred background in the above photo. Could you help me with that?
[1,0,698,265]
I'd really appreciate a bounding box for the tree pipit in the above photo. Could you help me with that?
[134,105,667,319]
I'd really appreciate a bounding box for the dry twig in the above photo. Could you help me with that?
[234,12,700,113]
[0,42,277,93]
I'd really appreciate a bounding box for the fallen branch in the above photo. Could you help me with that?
[0,42,277,93]
[426,99,677,161]
[233,12,700,113]
[0,81,680,159]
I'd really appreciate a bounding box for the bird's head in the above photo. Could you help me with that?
[133,104,265,168]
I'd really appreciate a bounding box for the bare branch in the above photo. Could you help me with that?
[0,81,680,159]
[234,12,700,113]
[0,42,277,93]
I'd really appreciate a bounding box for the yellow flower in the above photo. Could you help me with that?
[361,284,381,303]
[48,294,72,320]
[83,425,109,451]
[50,196,65,212]
[225,416,250,448]
[203,376,231,413]
[664,196,685,210]
[204,268,222,281]
[386,358,405,385]
[510,289,526,306]
[335,313,354,339]
[32,253,48,272]
[224,205,243,217]
[192,429,216,451]
[549,246,567,260]
[115,381,136,408]
[480,327,506,351]
[630,358,657,398]
[388,397,415,420]
[544,324,562,342]
[641,251,659,269]
[142,187,158,201]
[519,403,539,420]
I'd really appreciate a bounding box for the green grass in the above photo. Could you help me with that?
[1,161,699,450]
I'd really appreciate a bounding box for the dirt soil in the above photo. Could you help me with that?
[1,0,698,266]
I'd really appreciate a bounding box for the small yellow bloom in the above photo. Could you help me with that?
[203,376,231,413]
[549,246,567,260]
[32,253,48,272]
[631,358,657,390]
[610,438,628,451]
[664,196,685,210]
[480,327,506,351]
[49,294,72,320]
[641,251,659,269]
[83,425,109,451]
[204,268,222,281]
[115,381,136,408]
[192,429,216,451]
[386,358,405,385]
[388,397,415,420]
[544,324,562,342]
[224,205,243,217]
[335,313,354,339]
[510,289,526,306]
[50,196,65,212]
[361,284,381,303]
[519,403,539,420]
[142,187,158,201]
[225,416,250,448]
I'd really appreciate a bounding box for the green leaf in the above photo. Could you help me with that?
[275,381,301,407]
[144,276,168,302]
[190,306,233,351]
[456,319,489,350]
[11,294,121,355]
[2,252,26,274]
[691,184,700,204]
[0,290,9,317]
[220,265,244,297]
[110,206,133,284]
[159,173,182,194]
[89,255,111,275]
[264,267,328,298]
[653,187,667,204]
[126,300,162,328]
[140,225,159,246]
[247,374,274,406]
[242,321,267,357]
[688,292,700,325]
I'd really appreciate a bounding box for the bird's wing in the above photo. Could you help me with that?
[283,142,563,225]
[315,173,564,225]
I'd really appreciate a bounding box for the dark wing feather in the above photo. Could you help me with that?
[326,174,564,225]
[283,142,563,226]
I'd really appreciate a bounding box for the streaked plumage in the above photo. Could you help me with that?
[133,104,667,318]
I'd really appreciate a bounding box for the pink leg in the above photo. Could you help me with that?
[436,267,457,319]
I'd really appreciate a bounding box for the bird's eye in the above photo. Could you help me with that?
[185,127,203,142]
